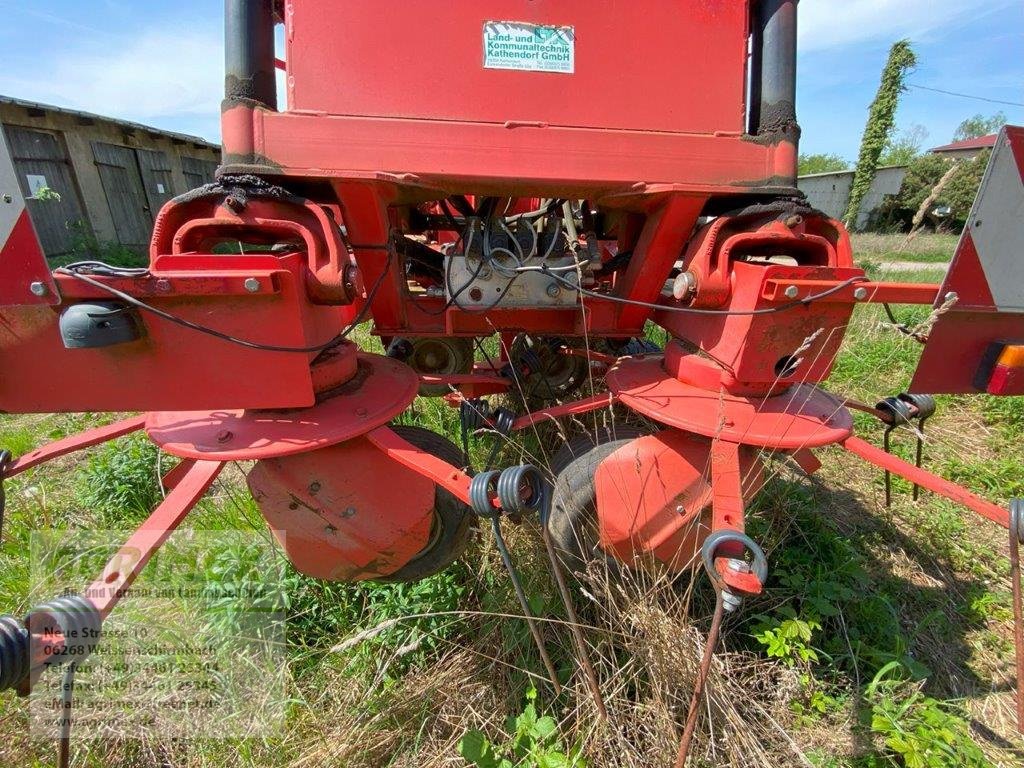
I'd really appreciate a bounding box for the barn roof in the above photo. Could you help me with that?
[0,95,219,151]
[930,134,998,154]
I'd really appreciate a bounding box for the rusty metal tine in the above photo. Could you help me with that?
[1010,501,1024,733]
[540,524,607,719]
[674,591,726,768]
[883,426,895,508]
[489,517,562,695]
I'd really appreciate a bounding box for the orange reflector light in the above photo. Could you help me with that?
[977,341,1024,396]
[996,344,1024,368]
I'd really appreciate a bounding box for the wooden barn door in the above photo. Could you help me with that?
[91,142,154,249]
[3,125,87,257]
[135,148,176,213]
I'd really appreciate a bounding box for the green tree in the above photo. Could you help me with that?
[798,153,849,175]
[844,40,917,230]
[879,124,928,166]
[953,111,1007,141]
[874,149,990,231]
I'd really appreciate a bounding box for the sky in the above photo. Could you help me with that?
[0,0,1021,161]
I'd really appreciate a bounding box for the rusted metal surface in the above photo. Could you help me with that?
[1009,500,1024,732]
[673,592,726,768]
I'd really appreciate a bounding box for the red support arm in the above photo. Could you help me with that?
[85,460,225,619]
[512,392,616,432]
[840,436,1009,529]
[6,416,147,478]
[709,441,763,595]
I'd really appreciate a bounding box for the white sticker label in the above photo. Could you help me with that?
[483,21,575,74]
[157,182,166,194]
[26,174,48,196]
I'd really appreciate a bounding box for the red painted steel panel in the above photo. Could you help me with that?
[287,1,750,136]
[248,437,435,581]
[593,431,763,570]
[0,256,333,413]
[912,127,1024,394]
[248,109,775,196]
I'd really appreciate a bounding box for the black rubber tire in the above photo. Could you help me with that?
[549,437,647,578]
[510,334,591,405]
[617,337,661,356]
[547,424,649,477]
[376,425,475,582]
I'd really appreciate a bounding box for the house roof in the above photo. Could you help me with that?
[0,95,219,151]
[930,134,998,154]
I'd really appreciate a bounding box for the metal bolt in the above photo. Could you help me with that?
[244,277,261,293]
[546,282,561,298]
[722,589,744,613]
[215,429,233,443]
[342,507,356,518]
[355,407,367,417]
[944,291,959,304]
[784,285,799,299]
[29,282,48,297]
[672,271,697,302]
[853,286,868,301]
[309,481,321,494]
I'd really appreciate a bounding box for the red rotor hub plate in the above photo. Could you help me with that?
[606,357,852,450]
[147,353,419,460]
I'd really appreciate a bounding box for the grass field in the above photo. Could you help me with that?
[851,233,959,265]
[1,262,1023,767]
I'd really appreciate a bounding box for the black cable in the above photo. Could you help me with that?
[56,250,392,353]
[542,268,869,316]
[907,83,1024,108]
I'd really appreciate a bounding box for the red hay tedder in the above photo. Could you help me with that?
[1,1,1022,763]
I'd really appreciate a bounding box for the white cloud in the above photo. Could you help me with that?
[3,25,224,140]
[798,0,1015,51]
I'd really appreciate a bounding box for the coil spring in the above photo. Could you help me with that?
[469,465,549,521]
[0,614,29,692]
[469,470,502,519]
[496,465,548,516]
[460,398,492,432]
[27,595,102,667]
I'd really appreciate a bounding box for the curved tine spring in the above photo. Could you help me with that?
[27,595,103,665]
[497,465,548,516]
[460,397,492,432]
[0,614,30,692]
[469,470,502,519]
[491,407,516,437]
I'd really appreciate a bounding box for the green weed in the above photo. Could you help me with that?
[76,433,160,524]
[864,662,987,768]
[459,687,586,768]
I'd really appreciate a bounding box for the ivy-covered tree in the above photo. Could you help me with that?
[843,40,917,230]
[879,124,928,167]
